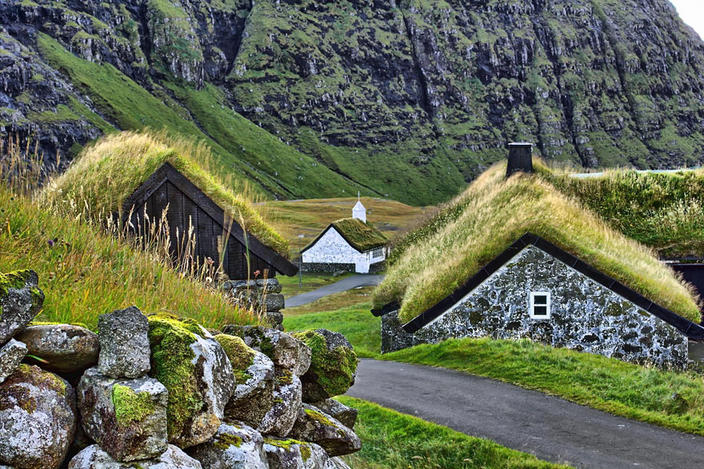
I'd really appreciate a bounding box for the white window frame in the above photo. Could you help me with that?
[372,247,384,259]
[529,291,551,319]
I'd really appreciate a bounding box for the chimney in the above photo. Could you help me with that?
[506,142,534,178]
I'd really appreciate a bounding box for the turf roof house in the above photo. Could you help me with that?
[301,199,388,274]
[43,133,297,281]
[374,144,704,368]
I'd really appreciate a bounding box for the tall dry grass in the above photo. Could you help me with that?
[0,134,257,329]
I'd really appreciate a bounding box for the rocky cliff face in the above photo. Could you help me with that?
[2,0,704,203]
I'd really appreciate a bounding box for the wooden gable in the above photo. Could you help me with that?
[121,163,298,280]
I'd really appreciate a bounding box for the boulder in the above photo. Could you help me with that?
[263,439,329,469]
[311,399,357,429]
[0,364,76,469]
[258,370,303,437]
[293,330,358,402]
[148,315,235,448]
[98,306,151,379]
[188,422,269,469]
[17,324,99,374]
[69,444,202,469]
[326,458,352,469]
[214,334,276,428]
[223,326,311,376]
[77,367,168,462]
[0,270,44,346]
[0,339,27,384]
[289,404,361,457]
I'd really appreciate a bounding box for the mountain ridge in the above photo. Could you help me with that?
[1,0,704,204]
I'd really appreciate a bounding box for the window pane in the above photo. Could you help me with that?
[533,306,548,316]
[533,295,547,305]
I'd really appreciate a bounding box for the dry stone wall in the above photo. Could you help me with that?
[0,270,361,469]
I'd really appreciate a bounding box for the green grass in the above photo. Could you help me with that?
[337,397,568,469]
[0,186,256,330]
[376,161,702,324]
[287,305,704,436]
[283,286,375,316]
[278,272,352,297]
[283,303,379,358]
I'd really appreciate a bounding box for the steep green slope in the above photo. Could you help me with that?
[2,0,704,204]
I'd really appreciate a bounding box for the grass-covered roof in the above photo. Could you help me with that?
[374,162,702,324]
[303,217,387,253]
[40,131,289,256]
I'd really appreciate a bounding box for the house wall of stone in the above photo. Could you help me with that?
[382,245,689,368]
[302,228,385,274]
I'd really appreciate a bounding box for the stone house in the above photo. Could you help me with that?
[301,200,388,274]
[374,144,704,368]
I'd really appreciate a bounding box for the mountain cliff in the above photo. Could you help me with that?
[2,0,704,204]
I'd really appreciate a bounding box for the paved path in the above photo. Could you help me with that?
[348,359,704,469]
[285,274,384,308]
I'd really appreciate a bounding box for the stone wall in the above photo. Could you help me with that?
[0,270,362,469]
[382,245,689,368]
[222,278,286,330]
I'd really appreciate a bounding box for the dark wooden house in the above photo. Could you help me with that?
[121,162,297,280]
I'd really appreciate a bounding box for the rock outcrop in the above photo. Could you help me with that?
[98,306,151,379]
[0,270,44,345]
[188,422,269,469]
[4,0,704,205]
[69,444,202,469]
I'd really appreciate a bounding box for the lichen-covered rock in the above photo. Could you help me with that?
[311,399,357,429]
[0,339,27,384]
[188,422,268,469]
[263,439,329,469]
[69,444,202,469]
[214,334,276,428]
[77,367,168,462]
[258,370,302,438]
[223,326,311,376]
[17,324,99,374]
[293,330,358,402]
[98,306,151,379]
[0,270,44,346]
[289,404,361,457]
[148,315,235,448]
[326,458,351,469]
[0,364,76,469]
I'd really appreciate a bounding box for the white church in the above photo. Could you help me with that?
[300,199,388,274]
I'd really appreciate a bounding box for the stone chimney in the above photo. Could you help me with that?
[506,142,534,178]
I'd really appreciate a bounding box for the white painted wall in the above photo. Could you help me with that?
[302,227,385,273]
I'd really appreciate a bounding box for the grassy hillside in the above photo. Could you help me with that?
[36,33,371,201]
[265,197,426,255]
[0,186,255,330]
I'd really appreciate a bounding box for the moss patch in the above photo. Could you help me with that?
[214,334,256,384]
[147,315,203,439]
[294,330,358,398]
[304,407,336,427]
[0,269,33,296]
[214,432,243,450]
[264,438,311,461]
[112,383,156,427]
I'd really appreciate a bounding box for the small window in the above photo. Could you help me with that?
[530,292,551,319]
[372,248,384,259]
